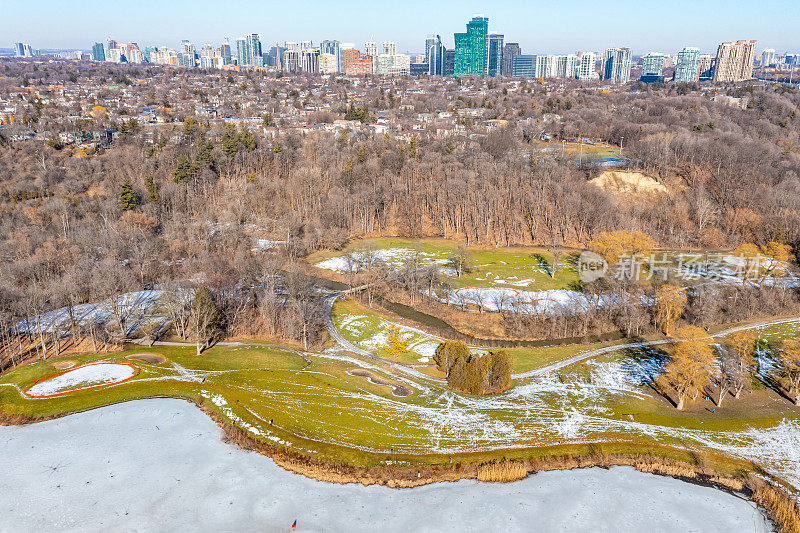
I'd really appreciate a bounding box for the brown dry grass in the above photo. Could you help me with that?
[477,460,529,482]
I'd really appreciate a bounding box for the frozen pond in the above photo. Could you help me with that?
[0,399,770,532]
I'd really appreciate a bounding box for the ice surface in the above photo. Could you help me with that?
[0,399,770,532]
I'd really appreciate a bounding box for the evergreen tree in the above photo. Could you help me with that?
[144,173,159,204]
[408,133,418,159]
[182,116,198,137]
[239,125,256,151]
[195,137,215,169]
[172,155,195,183]
[118,179,139,211]
[221,124,239,159]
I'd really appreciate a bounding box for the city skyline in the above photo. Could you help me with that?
[3,0,799,55]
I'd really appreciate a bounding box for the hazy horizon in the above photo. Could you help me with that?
[3,0,799,56]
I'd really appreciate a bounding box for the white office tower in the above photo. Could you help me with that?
[365,41,377,57]
[602,47,632,83]
[578,52,599,80]
[762,48,776,67]
[557,54,578,78]
[301,48,320,73]
[388,54,410,75]
[383,41,397,56]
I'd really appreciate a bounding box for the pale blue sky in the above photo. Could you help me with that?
[3,0,799,55]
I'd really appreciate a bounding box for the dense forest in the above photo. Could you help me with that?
[1,60,800,368]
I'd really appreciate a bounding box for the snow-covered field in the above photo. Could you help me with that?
[316,247,458,276]
[336,314,442,362]
[25,362,138,397]
[0,399,770,532]
[16,290,168,335]
[445,286,592,314]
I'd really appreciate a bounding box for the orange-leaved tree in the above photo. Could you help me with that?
[655,284,687,336]
[660,325,715,410]
[779,338,800,405]
[588,230,656,265]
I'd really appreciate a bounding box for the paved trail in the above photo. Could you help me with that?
[322,293,800,380]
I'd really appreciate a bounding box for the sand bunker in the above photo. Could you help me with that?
[126,353,166,364]
[25,361,139,398]
[348,369,412,397]
[52,360,77,370]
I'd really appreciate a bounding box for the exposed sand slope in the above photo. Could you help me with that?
[0,399,769,532]
[589,170,668,200]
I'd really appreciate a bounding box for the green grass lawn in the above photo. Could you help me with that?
[309,237,581,291]
[3,316,800,486]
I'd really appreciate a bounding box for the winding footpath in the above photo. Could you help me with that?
[322,292,800,380]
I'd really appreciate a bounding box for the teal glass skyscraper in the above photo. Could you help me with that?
[454,15,488,76]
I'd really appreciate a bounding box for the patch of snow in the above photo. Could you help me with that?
[26,362,137,397]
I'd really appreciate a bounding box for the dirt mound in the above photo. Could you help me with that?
[348,369,412,397]
[589,171,668,200]
[125,353,166,364]
[53,360,77,370]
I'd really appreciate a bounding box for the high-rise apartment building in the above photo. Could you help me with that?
[674,47,701,83]
[345,51,373,75]
[699,54,713,79]
[284,49,300,72]
[320,40,342,73]
[389,54,411,76]
[319,53,337,74]
[444,49,455,76]
[427,35,445,76]
[236,38,248,66]
[246,34,262,66]
[641,52,666,82]
[375,54,393,75]
[557,54,579,78]
[342,49,359,73]
[301,48,320,73]
[502,43,520,76]
[487,32,504,76]
[713,40,757,83]
[513,55,535,77]
[454,15,489,76]
[300,41,313,51]
[535,55,556,78]
[382,42,397,56]
[642,53,665,76]
[365,42,377,57]
[425,36,437,64]
[92,43,106,62]
[602,47,632,83]
[16,43,34,57]
[578,52,598,80]
[219,42,232,65]
[179,40,196,67]
[762,48,776,67]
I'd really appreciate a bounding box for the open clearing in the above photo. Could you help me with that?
[310,238,799,316]
[3,315,800,491]
[0,398,770,532]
